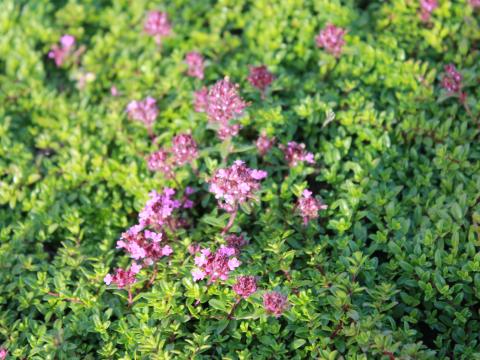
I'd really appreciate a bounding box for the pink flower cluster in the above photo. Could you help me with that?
[471,0,480,8]
[280,141,315,167]
[297,189,327,225]
[48,34,76,67]
[185,52,205,80]
[144,11,172,45]
[256,132,275,157]
[139,188,183,229]
[233,276,257,298]
[0,348,6,360]
[248,66,274,97]
[205,77,248,140]
[126,97,158,128]
[263,291,288,317]
[225,233,248,255]
[315,24,346,57]
[104,262,142,288]
[191,246,241,282]
[208,160,267,213]
[441,64,462,94]
[419,0,438,22]
[147,133,198,176]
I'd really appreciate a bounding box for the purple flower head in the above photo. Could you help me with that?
[263,291,288,317]
[185,52,205,80]
[104,262,142,288]
[194,87,208,113]
[144,11,172,45]
[441,64,462,94]
[315,24,346,57]
[138,188,182,229]
[419,0,438,22]
[225,233,248,255]
[48,34,76,67]
[172,133,198,166]
[256,131,275,157]
[126,97,158,128]
[208,160,268,213]
[233,276,257,298]
[191,246,241,283]
[248,65,274,95]
[297,189,328,225]
[147,149,174,177]
[279,141,315,167]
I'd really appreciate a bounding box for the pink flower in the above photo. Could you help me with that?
[161,245,173,256]
[315,24,346,57]
[188,243,201,255]
[185,52,205,80]
[111,86,119,96]
[471,0,480,8]
[0,348,7,360]
[256,132,275,157]
[263,291,288,317]
[419,0,438,22]
[147,149,174,177]
[441,64,462,94]
[126,97,158,128]
[208,160,267,213]
[279,141,315,167]
[171,133,199,166]
[144,11,172,45]
[233,276,257,298]
[48,34,76,67]
[194,87,208,113]
[104,263,142,288]
[138,188,182,229]
[248,65,274,96]
[297,189,327,225]
[192,246,241,283]
[206,77,248,139]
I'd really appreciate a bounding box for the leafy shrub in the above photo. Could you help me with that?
[1,0,479,359]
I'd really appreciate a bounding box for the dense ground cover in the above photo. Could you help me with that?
[1,0,480,358]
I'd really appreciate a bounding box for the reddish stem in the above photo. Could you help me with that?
[222,208,238,234]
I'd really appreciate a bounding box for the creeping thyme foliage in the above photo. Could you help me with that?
[1,0,480,359]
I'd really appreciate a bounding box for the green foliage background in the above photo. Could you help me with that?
[1,0,479,358]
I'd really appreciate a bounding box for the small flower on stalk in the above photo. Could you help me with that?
[441,64,462,94]
[256,131,275,157]
[279,141,315,167]
[147,149,174,177]
[138,188,182,230]
[104,262,142,288]
[419,0,438,22]
[185,52,205,80]
[171,134,198,166]
[263,291,288,317]
[248,65,274,97]
[191,246,241,283]
[48,34,76,67]
[233,276,257,298]
[315,24,346,57]
[126,97,158,128]
[297,189,328,225]
[144,11,172,45]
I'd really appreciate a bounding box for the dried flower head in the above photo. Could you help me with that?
[315,24,346,57]
[441,64,462,94]
[185,52,205,80]
[208,160,268,213]
[279,141,315,167]
[191,246,241,283]
[419,0,438,22]
[171,133,198,166]
[126,97,158,128]
[233,276,257,298]
[144,11,172,44]
[48,34,76,67]
[256,131,275,157]
[297,189,327,225]
[263,291,288,317]
[248,65,274,96]
[104,262,142,288]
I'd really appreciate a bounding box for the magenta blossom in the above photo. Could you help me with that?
[471,0,480,8]
[48,34,76,67]
[315,24,346,57]
[171,133,199,166]
[194,87,208,113]
[297,189,327,225]
[147,149,174,177]
[208,160,268,213]
[191,246,241,283]
[126,97,158,128]
[419,0,438,22]
[263,291,288,317]
[256,131,275,157]
[0,348,7,360]
[233,276,257,299]
[185,52,205,80]
[104,262,142,289]
[144,11,172,45]
[138,188,182,230]
[248,65,274,97]
[280,141,315,167]
[441,64,462,94]
[225,233,248,255]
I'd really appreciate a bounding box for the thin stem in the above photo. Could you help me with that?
[222,208,238,234]
[127,288,134,307]
[228,298,241,319]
